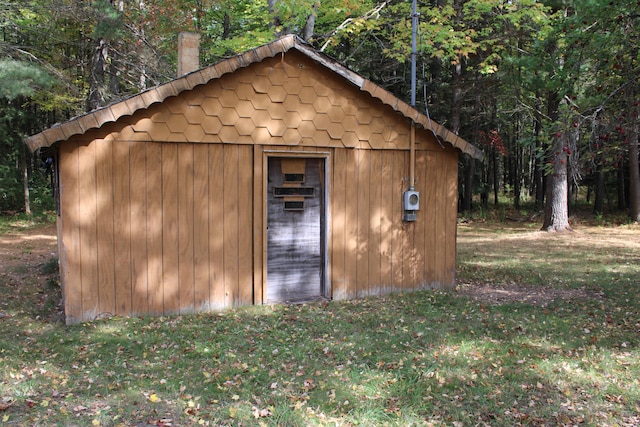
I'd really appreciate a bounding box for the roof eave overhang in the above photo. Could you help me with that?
[26,35,483,161]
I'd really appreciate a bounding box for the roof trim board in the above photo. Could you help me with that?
[26,35,483,161]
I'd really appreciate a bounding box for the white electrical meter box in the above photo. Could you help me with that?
[403,190,420,211]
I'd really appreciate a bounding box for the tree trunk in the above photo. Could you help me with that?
[480,161,488,209]
[450,61,462,135]
[462,156,474,212]
[534,95,544,210]
[301,2,318,41]
[594,166,605,215]
[492,149,499,205]
[514,145,521,210]
[87,37,108,111]
[21,144,31,215]
[542,92,572,232]
[267,0,288,37]
[629,122,640,223]
[222,13,231,39]
[543,132,572,231]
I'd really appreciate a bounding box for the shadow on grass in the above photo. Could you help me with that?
[1,223,639,426]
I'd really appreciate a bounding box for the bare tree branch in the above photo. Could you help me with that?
[319,1,391,52]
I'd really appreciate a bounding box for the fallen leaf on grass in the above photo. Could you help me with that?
[253,407,272,418]
[229,407,237,418]
[0,399,13,411]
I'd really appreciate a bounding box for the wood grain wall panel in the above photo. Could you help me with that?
[379,151,394,293]
[434,153,447,285]
[253,146,264,305]
[95,140,116,317]
[59,142,82,323]
[162,143,179,314]
[113,141,132,315]
[414,150,428,287]
[238,145,254,305]
[223,145,239,306]
[444,151,458,287]
[146,143,164,314]
[343,149,358,299]
[391,151,405,289]
[130,141,148,315]
[355,149,370,297]
[209,144,225,309]
[178,144,195,313]
[330,148,346,300]
[193,144,210,310]
[403,221,416,289]
[421,151,435,287]
[78,142,98,318]
[368,150,382,295]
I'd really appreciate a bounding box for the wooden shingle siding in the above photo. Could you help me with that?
[113,53,414,152]
[27,35,482,161]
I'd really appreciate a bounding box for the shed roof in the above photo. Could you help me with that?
[26,35,483,160]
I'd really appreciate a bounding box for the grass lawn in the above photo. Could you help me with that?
[1,216,639,426]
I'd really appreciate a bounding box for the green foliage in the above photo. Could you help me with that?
[0,59,58,213]
[0,60,55,100]
[91,0,125,40]
[270,0,320,32]
[200,0,274,60]
[0,163,21,212]
[0,0,638,217]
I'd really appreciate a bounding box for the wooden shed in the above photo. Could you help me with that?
[26,35,483,324]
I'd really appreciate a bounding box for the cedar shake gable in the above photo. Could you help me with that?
[26,35,483,161]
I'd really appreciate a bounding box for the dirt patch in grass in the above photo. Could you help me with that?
[2,220,638,318]
[456,220,640,306]
[0,223,60,321]
[456,281,606,306]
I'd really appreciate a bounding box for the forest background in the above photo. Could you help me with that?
[1,0,639,230]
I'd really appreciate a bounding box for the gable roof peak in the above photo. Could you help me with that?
[26,34,482,160]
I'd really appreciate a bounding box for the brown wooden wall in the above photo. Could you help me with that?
[56,49,459,323]
[329,146,458,301]
[58,140,456,323]
[59,141,254,322]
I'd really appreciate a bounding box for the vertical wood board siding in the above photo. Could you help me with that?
[59,143,82,322]
[78,142,98,319]
[208,144,225,309]
[58,139,257,323]
[193,144,211,310]
[95,140,116,316]
[130,141,149,315]
[146,143,164,314]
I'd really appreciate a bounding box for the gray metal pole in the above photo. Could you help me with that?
[411,0,418,107]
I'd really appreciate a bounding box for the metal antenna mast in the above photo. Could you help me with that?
[411,0,418,107]
[403,0,420,221]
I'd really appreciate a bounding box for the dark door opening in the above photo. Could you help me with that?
[266,157,325,303]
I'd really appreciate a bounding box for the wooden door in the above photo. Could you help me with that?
[266,157,324,303]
